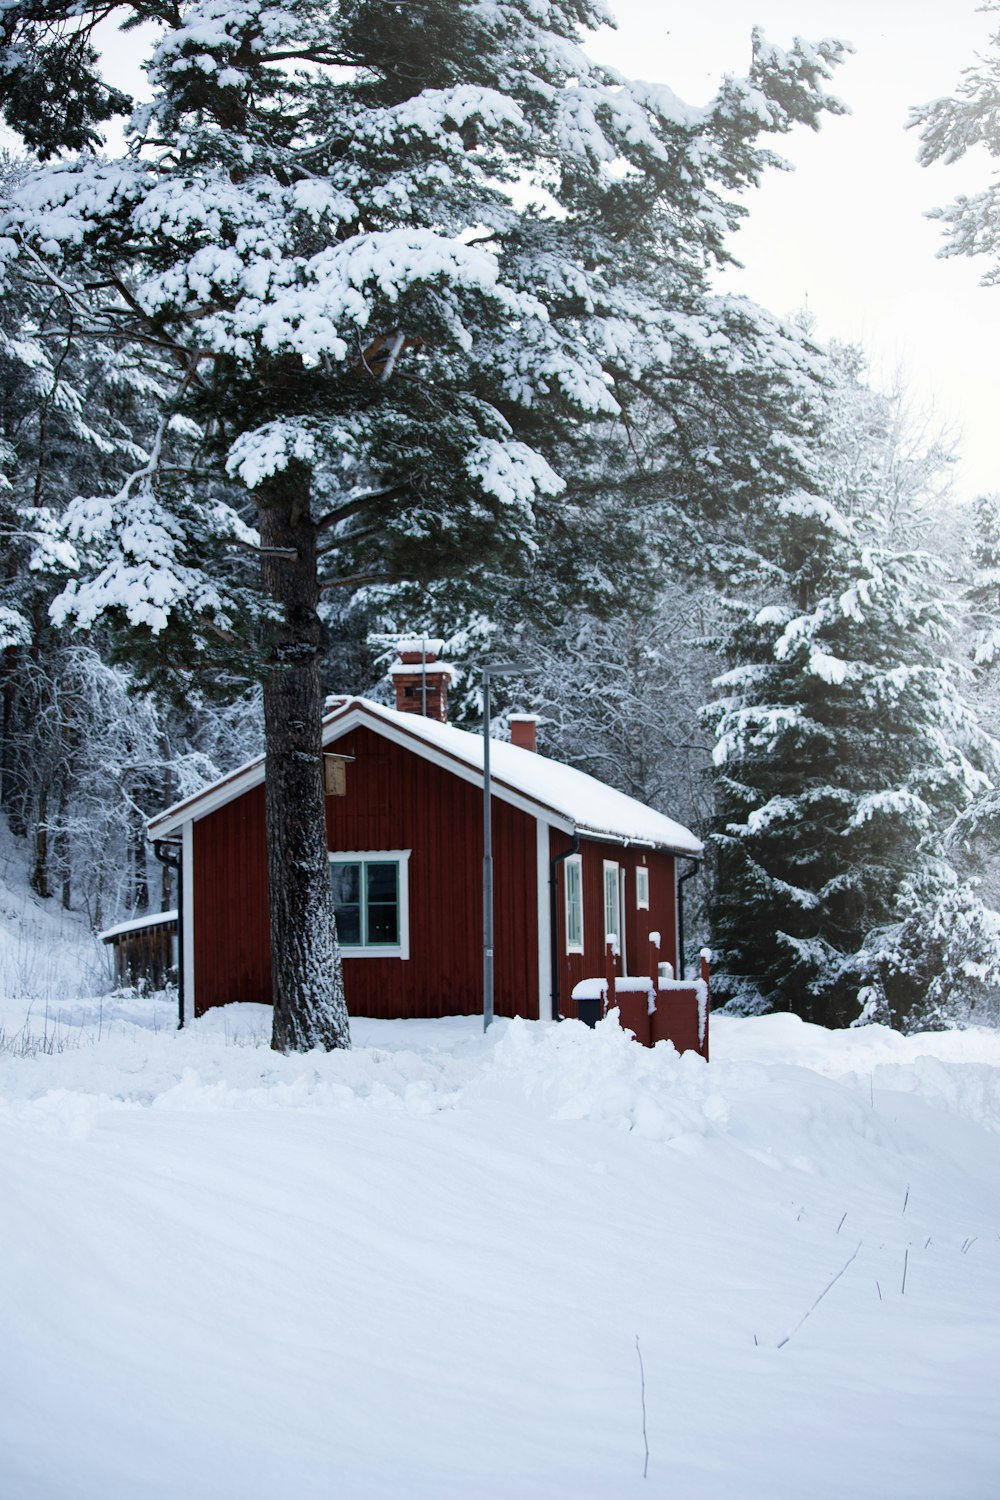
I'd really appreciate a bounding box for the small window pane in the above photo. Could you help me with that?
[367,902,399,945]
[331,862,362,945]
[366,862,399,945]
[331,863,360,906]
[636,867,649,910]
[366,862,398,902]
[565,858,583,951]
[604,864,619,942]
[335,903,362,945]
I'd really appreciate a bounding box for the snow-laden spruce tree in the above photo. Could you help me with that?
[704,347,999,1027]
[965,494,1000,678]
[919,493,1000,951]
[0,0,849,1050]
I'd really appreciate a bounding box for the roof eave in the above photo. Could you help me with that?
[576,826,704,858]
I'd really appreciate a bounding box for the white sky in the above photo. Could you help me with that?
[593,1,999,503]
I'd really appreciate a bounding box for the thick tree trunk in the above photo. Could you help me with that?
[1,645,28,837]
[257,462,350,1052]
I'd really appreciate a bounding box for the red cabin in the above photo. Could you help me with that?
[147,647,703,1032]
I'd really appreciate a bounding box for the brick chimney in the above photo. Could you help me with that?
[390,639,455,722]
[509,714,538,753]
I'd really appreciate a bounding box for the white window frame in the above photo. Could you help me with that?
[636,866,650,911]
[328,850,411,959]
[564,854,584,954]
[603,859,620,953]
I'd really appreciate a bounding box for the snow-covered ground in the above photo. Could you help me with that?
[2,885,999,1497]
[0,824,114,1008]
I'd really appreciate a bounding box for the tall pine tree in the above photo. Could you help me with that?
[705,347,997,1027]
[0,1,849,1049]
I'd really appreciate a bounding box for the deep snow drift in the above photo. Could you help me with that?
[1,863,999,1498]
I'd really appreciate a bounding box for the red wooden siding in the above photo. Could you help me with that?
[193,783,271,1012]
[192,724,540,1019]
[552,831,677,1022]
[324,725,538,1018]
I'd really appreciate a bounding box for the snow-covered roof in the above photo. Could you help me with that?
[99,909,178,943]
[148,698,702,856]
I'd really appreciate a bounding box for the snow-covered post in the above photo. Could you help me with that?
[481,659,528,1030]
[699,949,712,1061]
[605,940,618,1019]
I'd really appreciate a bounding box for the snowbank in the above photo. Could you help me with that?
[1,997,999,1499]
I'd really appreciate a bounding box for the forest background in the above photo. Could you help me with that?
[3,0,1000,1036]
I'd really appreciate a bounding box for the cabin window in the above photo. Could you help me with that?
[603,860,620,953]
[329,851,411,958]
[636,866,649,910]
[564,854,584,954]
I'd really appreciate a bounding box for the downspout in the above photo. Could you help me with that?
[549,830,580,1022]
[676,857,702,982]
[152,838,184,1030]
[618,869,628,978]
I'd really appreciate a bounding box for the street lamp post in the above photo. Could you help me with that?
[481,660,530,1031]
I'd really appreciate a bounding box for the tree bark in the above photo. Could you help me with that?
[56,766,71,911]
[131,807,149,914]
[1,645,28,836]
[30,782,52,899]
[257,462,350,1052]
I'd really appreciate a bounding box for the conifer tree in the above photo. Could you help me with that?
[922,495,1000,934]
[965,494,1000,678]
[705,348,998,1027]
[0,1,849,1049]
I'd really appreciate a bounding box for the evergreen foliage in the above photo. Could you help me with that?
[966,493,1000,675]
[912,1,1000,284]
[855,867,1000,1031]
[0,156,260,917]
[705,349,999,1028]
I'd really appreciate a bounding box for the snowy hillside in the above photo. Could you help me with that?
[2,942,999,1500]
[0,822,113,1010]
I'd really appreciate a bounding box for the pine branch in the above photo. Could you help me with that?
[317,572,394,593]
[226,540,298,561]
[314,484,410,534]
[316,521,384,558]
